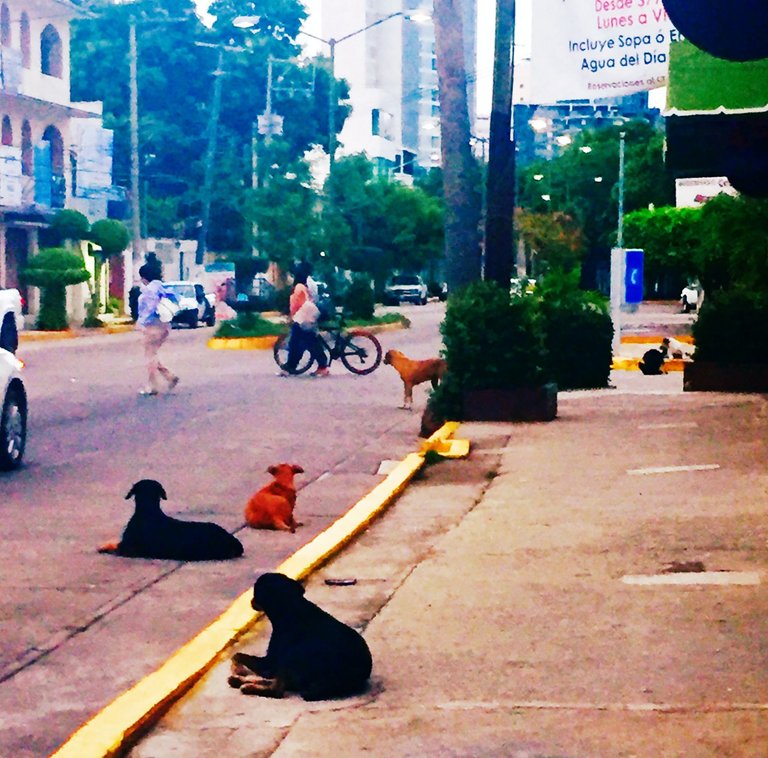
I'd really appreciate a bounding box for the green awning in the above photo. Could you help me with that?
[665,40,768,116]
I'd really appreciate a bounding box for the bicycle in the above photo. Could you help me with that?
[273,309,383,376]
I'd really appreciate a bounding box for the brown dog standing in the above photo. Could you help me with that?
[383,349,447,410]
[245,464,304,532]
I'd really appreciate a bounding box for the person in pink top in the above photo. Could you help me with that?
[280,262,329,377]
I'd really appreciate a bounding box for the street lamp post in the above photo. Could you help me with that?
[235,11,426,171]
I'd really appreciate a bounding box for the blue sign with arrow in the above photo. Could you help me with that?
[624,249,644,304]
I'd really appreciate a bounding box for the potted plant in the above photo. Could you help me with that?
[424,280,556,432]
[684,288,768,392]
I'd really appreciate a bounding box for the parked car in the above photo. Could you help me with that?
[0,348,26,470]
[383,274,428,305]
[0,288,24,353]
[163,281,216,328]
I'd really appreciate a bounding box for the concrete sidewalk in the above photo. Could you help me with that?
[119,366,768,758]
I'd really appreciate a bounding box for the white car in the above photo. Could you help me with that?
[0,348,26,470]
[383,274,429,305]
[163,281,216,328]
[0,288,24,353]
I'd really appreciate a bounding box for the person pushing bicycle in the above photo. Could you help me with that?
[279,262,330,378]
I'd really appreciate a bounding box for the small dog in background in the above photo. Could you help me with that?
[228,572,373,700]
[98,479,243,561]
[383,349,447,410]
[244,464,304,532]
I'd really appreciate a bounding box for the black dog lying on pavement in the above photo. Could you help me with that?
[228,572,372,700]
[98,479,244,561]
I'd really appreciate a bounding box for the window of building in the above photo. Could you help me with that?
[1,4,10,47]
[21,120,32,175]
[431,104,440,117]
[20,12,30,68]
[41,24,63,78]
[2,116,11,146]
[371,108,380,136]
[42,125,64,173]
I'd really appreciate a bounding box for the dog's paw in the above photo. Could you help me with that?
[240,676,285,698]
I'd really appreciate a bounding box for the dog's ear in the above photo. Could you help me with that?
[158,482,168,500]
[268,465,278,476]
[125,484,136,500]
[292,465,304,474]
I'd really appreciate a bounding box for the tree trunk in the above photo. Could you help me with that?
[484,0,516,288]
[433,0,482,291]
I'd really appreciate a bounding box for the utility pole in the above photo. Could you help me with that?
[196,47,225,265]
[617,131,626,248]
[484,0,516,287]
[328,39,337,170]
[129,17,142,263]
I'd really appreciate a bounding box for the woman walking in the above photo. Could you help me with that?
[136,262,179,396]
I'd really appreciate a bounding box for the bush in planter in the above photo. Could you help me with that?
[537,269,614,390]
[214,312,287,338]
[428,280,548,422]
[692,289,768,364]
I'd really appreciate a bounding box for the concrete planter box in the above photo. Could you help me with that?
[683,362,768,393]
[462,383,558,422]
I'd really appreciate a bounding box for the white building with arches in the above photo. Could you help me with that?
[0,0,114,318]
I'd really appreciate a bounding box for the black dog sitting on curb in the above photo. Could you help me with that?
[98,479,244,561]
[228,572,373,700]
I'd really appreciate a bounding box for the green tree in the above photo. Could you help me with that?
[21,249,91,331]
[516,209,584,276]
[50,209,90,249]
[85,220,131,327]
[71,0,349,249]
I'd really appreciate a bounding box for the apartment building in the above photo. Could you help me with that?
[321,0,477,179]
[0,0,114,310]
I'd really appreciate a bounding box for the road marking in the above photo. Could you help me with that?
[627,463,720,475]
[622,571,761,586]
[436,699,768,713]
[637,422,699,430]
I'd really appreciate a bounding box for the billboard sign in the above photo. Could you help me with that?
[530,0,679,104]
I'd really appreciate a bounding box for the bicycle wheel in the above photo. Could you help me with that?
[273,334,315,375]
[339,329,382,375]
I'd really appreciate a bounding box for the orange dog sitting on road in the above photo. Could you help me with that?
[383,349,447,410]
[245,464,304,532]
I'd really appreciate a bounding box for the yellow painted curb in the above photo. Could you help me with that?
[621,334,694,344]
[50,422,461,758]
[207,335,280,350]
[612,357,688,372]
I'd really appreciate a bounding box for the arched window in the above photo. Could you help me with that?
[20,12,30,68]
[42,125,64,173]
[40,24,62,78]
[1,4,10,47]
[21,120,32,176]
[2,116,12,146]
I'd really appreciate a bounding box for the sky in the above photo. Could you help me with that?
[194,0,522,118]
[194,1,660,115]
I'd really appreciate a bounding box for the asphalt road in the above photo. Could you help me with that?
[0,302,445,758]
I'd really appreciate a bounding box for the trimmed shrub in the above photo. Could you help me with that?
[342,274,375,320]
[692,289,768,364]
[21,248,90,330]
[538,270,614,389]
[429,279,548,420]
